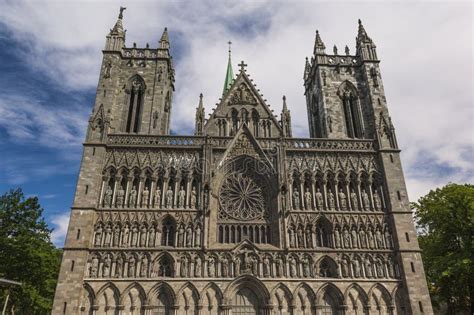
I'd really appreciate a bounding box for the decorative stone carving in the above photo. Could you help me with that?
[293,189,300,210]
[304,188,312,210]
[104,186,113,207]
[178,186,186,208]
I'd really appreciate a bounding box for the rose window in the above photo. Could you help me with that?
[219,173,266,221]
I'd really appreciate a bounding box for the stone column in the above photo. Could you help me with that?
[345,176,352,211]
[299,175,305,210]
[124,176,133,208]
[322,177,328,210]
[356,177,363,211]
[111,176,119,207]
[150,176,157,208]
[311,175,317,211]
[186,175,193,209]
[138,175,145,208]
[288,178,294,210]
[174,176,181,208]
[334,180,340,211]
[99,175,108,207]
[368,178,375,211]
[162,175,169,207]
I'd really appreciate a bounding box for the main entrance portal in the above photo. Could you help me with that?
[232,288,259,315]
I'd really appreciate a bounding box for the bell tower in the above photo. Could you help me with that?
[87,7,175,140]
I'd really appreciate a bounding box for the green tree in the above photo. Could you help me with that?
[0,188,62,314]
[413,183,474,314]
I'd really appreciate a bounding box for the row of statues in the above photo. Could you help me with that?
[291,186,383,211]
[288,223,393,250]
[103,183,198,209]
[93,221,201,248]
[87,251,399,280]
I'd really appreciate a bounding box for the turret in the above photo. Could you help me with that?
[105,7,126,51]
[356,19,378,61]
[159,27,170,49]
[281,96,292,137]
[195,93,205,136]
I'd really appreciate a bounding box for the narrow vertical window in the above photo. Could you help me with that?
[390,154,394,163]
[397,191,401,200]
[125,76,145,133]
[76,229,81,240]
[63,302,67,314]
[418,301,424,313]
[339,82,363,139]
[92,147,96,156]
[85,185,89,195]
[405,232,410,242]
[71,260,75,271]
[411,262,415,272]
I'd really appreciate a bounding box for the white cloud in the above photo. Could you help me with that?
[0,0,472,204]
[51,212,70,247]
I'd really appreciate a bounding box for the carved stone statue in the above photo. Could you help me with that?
[362,189,370,210]
[353,258,361,278]
[351,228,358,248]
[194,225,201,247]
[304,188,312,210]
[166,187,173,208]
[289,257,297,277]
[128,256,136,277]
[140,224,147,247]
[131,225,139,247]
[328,190,336,209]
[116,187,125,207]
[305,227,312,248]
[207,257,215,277]
[263,256,270,277]
[154,187,162,208]
[122,224,130,247]
[140,256,148,277]
[90,256,99,277]
[251,256,258,276]
[368,229,375,249]
[94,225,103,246]
[334,227,341,248]
[374,189,382,210]
[190,187,197,208]
[129,187,137,207]
[115,256,123,278]
[104,186,113,207]
[194,257,201,277]
[104,225,112,247]
[180,256,188,277]
[178,186,186,208]
[376,258,384,278]
[243,253,252,273]
[302,256,310,277]
[297,226,304,248]
[384,228,392,249]
[338,188,347,210]
[178,224,185,247]
[387,256,395,278]
[375,228,384,248]
[360,229,367,248]
[275,256,283,277]
[315,188,324,210]
[234,256,241,276]
[148,225,156,247]
[288,227,296,248]
[343,228,351,248]
[141,186,149,207]
[186,225,193,247]
[341,258,349,277]
[221,257,228,277]
[364,257,373,278]
[293,189,300,210]
[113,224,121,246]
[350,190,358,210]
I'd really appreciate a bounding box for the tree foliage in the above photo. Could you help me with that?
[0,188,62,314]
[413,183,474,314]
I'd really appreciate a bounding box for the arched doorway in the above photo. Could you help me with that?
[232,288,259,315]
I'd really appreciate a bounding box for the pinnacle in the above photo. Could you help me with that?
[313,30,326,55]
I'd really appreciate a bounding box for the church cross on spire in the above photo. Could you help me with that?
[238,61,247,72]
[118,6,126,19]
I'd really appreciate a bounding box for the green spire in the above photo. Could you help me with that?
[223,41,234,95]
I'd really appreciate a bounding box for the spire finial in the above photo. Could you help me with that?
[223,43,235,95]
[282,95,288,111]
[118,6,126,19]
[228,40,232,58]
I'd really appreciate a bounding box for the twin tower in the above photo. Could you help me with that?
[53,8,433,315]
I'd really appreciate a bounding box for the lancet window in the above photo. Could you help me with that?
[125,75,145,133]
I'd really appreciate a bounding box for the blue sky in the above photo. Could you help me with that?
[0,1,472,247]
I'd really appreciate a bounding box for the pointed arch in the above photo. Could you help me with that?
[344,284,369,315]
[293,282,316,315]
[177,282,201,315]
[224,275,270,305]
[200,282,223,315]
[151,251,175,277]
[316,256,338,278]
[160,215,176,247]
[316,216,333,248]
[147,281,176,310]
[79,283,95,315]
[316,283,344,315]
[95,282,120,315]
[120,282,146,315]
[368,284,393,315]
[271,283,293,315]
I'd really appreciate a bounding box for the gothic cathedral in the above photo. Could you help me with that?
[53,9,433,315]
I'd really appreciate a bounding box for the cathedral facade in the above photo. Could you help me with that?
[52,9,433,315]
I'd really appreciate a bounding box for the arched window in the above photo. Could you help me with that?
[126,76,145,133]
[316,220,332,248]
[231,108,239,134]
[339,81,363,139]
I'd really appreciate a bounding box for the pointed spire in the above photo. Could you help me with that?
[357,19,372,43]
[282,95,288,111]
[281,95,292,137]
[223,41,234,95]
[313,30,326,55]
[159,27,170,49]
[304,57,311,80]
[105,7,126,51]
[195,93,205,136]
